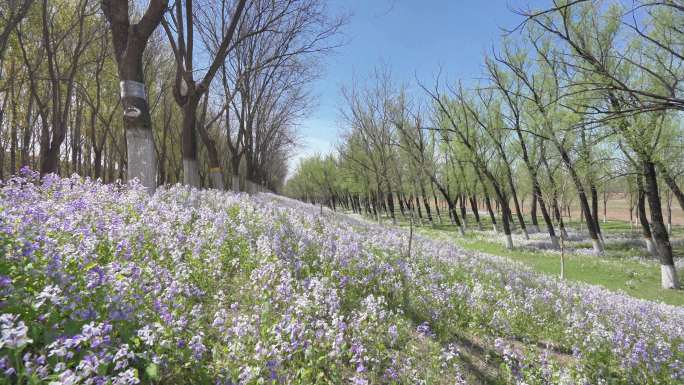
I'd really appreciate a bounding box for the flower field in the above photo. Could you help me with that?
[1,172,683,385]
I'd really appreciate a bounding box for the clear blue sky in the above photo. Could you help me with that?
[292,0,548,170]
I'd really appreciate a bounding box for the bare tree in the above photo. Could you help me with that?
[161,0,246,187]
[15,0,98,175]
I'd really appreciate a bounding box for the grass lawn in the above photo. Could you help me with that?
[423,226,684,306]
[363,212,684,306]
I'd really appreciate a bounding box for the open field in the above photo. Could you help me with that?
[521,195,684,226]
[422,195,684,227]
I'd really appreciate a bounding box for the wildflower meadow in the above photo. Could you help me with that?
[0,172,682,384]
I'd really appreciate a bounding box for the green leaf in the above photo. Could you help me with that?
[145,363,159,379]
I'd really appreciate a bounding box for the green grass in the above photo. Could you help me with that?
[420,226,684,306]
[358,213,684,306]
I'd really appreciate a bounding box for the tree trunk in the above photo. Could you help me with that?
[459,193,467,222]
[118,147,126,181]
[484,190,497,233]
[415,194,423,221]
[20,95,34,168]
[530,193,539,232]
[94,149,103,180]
[506,171,529,239]
[9,89,17,175]
[432,187,442,225]
[419,181,433,225]
[642,160,679,289]
[447,198,465,235]
[559,147,603,253]
[398,193,406,217]
[71,100,83,175]
[430,178,464,234]
[103,0,166,194]
[603,189,608,223]
[636,175,657,256]
[387,191,397,224]
[534,184,559,249]
[469,195,482,230]
[666,191,672,235]
[541,156,567,239]
[41,145,61,175]
[660,165,684,212]
[591,183,602,239]
[197,107,224,190]
[496,191,514,249]
[181,96,200,187]
[122,78,157,193]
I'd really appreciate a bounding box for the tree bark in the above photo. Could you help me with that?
[659,165,684,212]
[432,187,442,225]
[20,95,34,169]
[591,183,602,238]
[530,193,539,232]
[636,175,657,257]
[387,191,396,223]
[419,181,433,225]
[484,192,497,233]
[505,169,529,239]
[429,176,464,234]
[459,193,467,222]
[102,0,167,194]
[197,108,225,190]
[181,95,201,187]
[469,195,483,230]
[558,147,603,253]
[642,160,679,289]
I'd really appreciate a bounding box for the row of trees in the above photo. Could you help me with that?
[286,0,684,289]
[0,0,343,192]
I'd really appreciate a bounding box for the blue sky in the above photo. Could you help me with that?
[291,0,548,171]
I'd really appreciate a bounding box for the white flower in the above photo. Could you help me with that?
[34,285,63,308]
[136,326,156,346]
[112,369,140,385]
[49,369,79,385]
[0,318,32,349]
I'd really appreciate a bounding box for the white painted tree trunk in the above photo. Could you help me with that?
[183,159,200,187]
[591,239,604,255]
[492,224,498,233]
[126,128,156,195]
[661,264,680,289]
[459,224,466,236]
[522,229,529,240]
[231,174,240,192]
[505,234,514,249]
[209,169,224,190]
[550,235,560,250]
[645,237,658,257]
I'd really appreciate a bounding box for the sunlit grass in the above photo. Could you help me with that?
[357,211,684,306]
